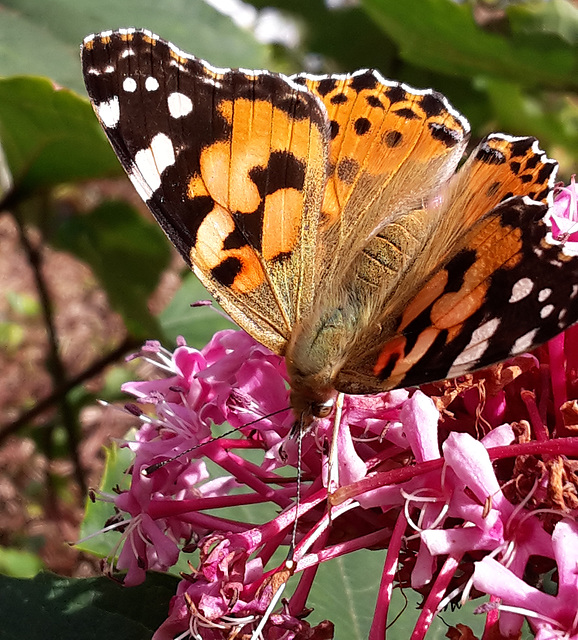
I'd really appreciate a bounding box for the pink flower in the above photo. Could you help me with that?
[548,176,578,245]
[91,179,578,640]
[473,519,578,639]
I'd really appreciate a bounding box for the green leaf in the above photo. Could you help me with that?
[79,442,133,558]
[0,572,178,640]
[0,321,24,351]
[0,77,121,195]
[481,77,578,167]
[0,0,270,95]
[362,0,578,90]
[159,272,236,347]
[509,0,578,46]
[0,547,44,578]
[246,0,397,73]
[55,200,171,338]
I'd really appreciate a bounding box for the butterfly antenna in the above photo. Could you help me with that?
[143,406,291,476]
[327,392,345,502]
[250,418,303,640]
[289,416,305,559]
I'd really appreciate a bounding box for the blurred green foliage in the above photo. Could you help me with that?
[0,0,572,637]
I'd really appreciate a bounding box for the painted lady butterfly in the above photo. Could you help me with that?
[82,29,578,426]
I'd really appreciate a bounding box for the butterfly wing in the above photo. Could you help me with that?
[82,29,329,354]
[291,71,470,285]
[335,136,567,393]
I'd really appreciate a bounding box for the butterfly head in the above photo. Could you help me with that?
[287,354,339,428]
[289,385,336,430]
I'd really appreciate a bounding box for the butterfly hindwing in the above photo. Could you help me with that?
[335,195,578,393]
[82,29,330,353]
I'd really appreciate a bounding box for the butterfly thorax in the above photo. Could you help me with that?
[286,295,364,423]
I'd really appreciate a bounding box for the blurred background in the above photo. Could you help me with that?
[0,0,576,636]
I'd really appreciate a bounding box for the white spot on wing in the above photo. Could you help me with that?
[121,48,136,58]
[96,96,120,128]
[167,92,193,118]
[511,329,538,355]
[128,169,153,202]
[540,304,554,319]
[538,288,551,302]
[132,133,176,199]
[145,77,160,92]
[104,65,115,74]
[451,318,501,367]
[509,277,533,303]
[123,77,137,93]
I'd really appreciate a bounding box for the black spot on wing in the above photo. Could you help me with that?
[419,92,445,118]
[383,130,402,147]
[537,162,555,185]
[223,225,252,251]
[476,143,506,165]
[354,117,371,135]
[211,256,242,287]
[316,77,338,96]
[509,137,535,157]
[525,154,540,170]
[429,122,462,148]
[393,107,419,120]
[366,95,384,109]
[443,249,477,291]
[249,151,306,198]
[350,72,378,92]
[331,92,349,105]
[385,85,407,104]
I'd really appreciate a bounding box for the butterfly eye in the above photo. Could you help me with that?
[312,400,334,418]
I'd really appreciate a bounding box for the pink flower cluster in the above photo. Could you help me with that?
[95,182,578,640]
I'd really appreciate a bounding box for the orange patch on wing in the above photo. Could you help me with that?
[194,204,265,294]
[226,248,266,293]
[431,219,522,328]
[375,327,442,381]
[200,141,260,213]
[374,335,406,376]
[397,327,441,373]
[399,269,449,331]
[142,33,157,46]
[308,78,467,229]
[262,189,303,260]
[431,283,488,329]
[218,100,233,124]
[187,175,210,199]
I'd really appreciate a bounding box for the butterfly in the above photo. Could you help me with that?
[82,29,578,426]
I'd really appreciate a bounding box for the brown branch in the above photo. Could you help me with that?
[0,335,140,443]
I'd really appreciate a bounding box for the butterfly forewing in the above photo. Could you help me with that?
[292,72,470,287]
[82,29,329,354]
